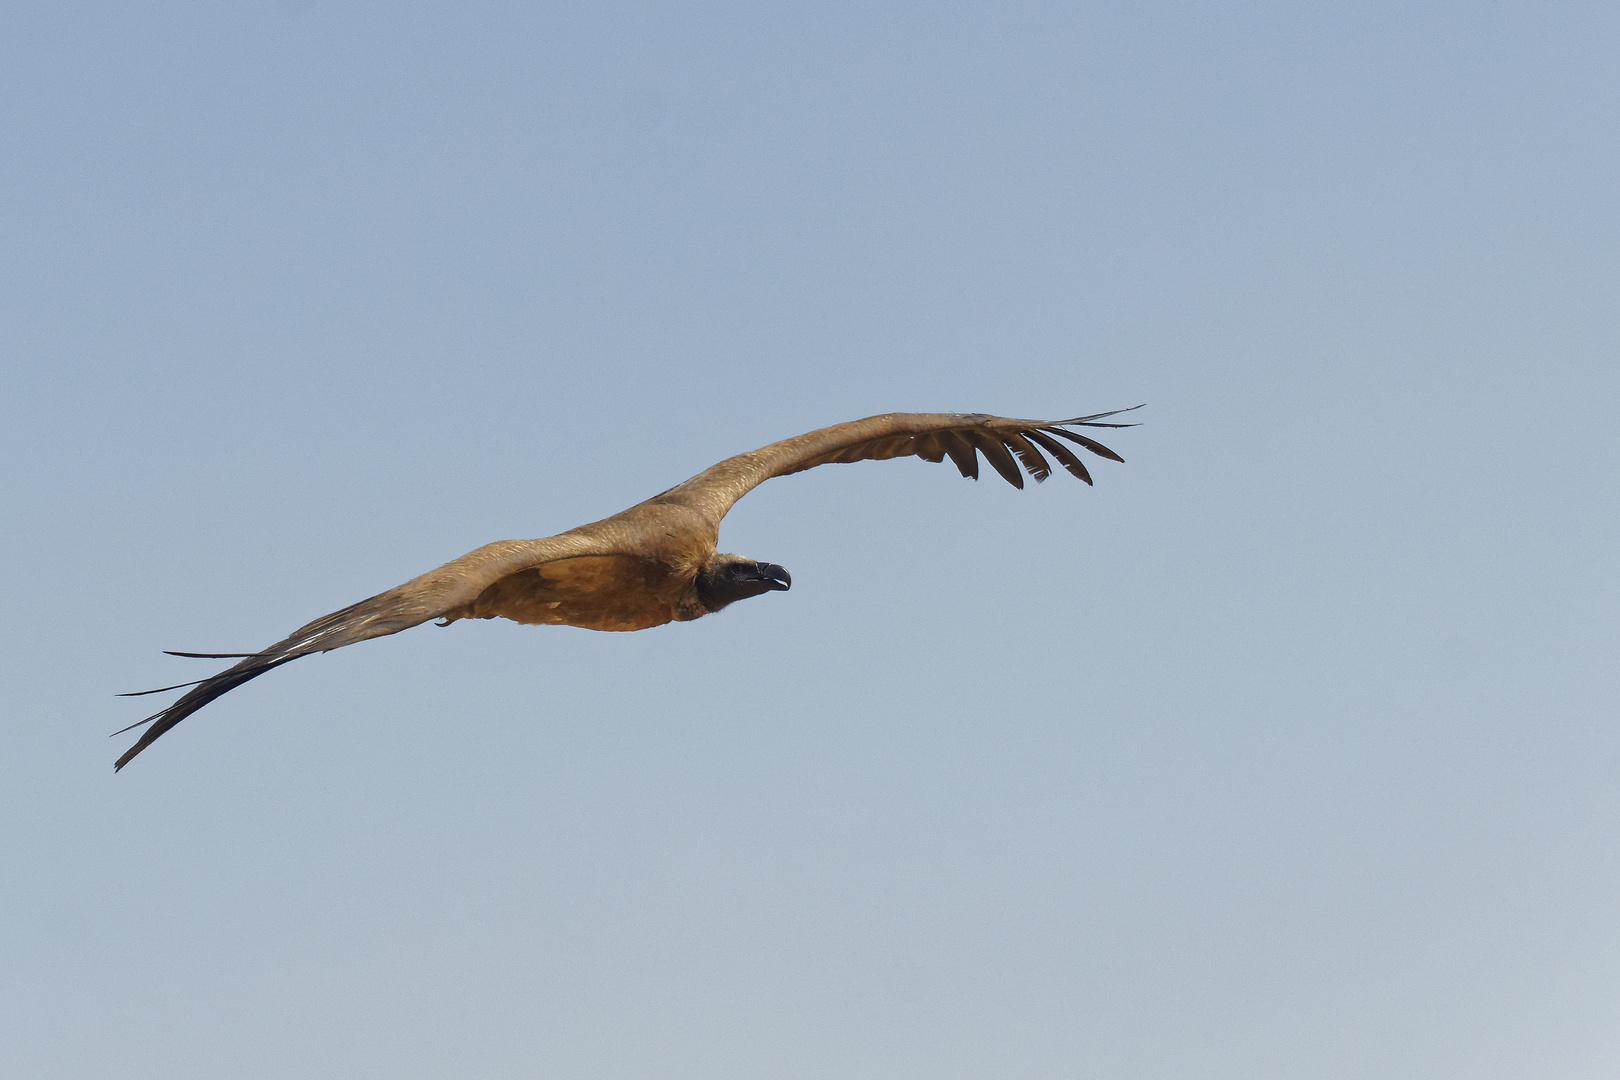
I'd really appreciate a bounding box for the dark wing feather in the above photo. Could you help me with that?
[940,433,980,480]
[654,407,1140,523]
[912,432,948,464]
[1045,426,1126,462]
[967,430,1026,488]
[1023,429,1092,484]
[1002,432,1053,482]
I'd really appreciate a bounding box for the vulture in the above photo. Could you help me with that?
[115,408,1139,769]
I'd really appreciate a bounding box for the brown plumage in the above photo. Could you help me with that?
[114,407,1140,770]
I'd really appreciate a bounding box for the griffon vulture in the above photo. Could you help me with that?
[115,408,1139,769]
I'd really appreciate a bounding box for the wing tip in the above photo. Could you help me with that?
[164,650,268,659]
[1055,403,1146,428]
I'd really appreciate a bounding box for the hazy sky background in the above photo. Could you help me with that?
[2,2,1617,1077]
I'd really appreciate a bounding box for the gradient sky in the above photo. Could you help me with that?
[3,2,1618,1077]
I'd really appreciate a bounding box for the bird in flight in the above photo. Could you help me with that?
[115,408,1139,769]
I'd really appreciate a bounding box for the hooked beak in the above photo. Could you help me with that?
[759,563,791,591]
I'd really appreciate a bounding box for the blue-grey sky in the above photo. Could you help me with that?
[3,2,1617,1077]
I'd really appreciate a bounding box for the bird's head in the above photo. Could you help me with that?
[695,554,792,613]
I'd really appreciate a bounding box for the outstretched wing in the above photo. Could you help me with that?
[653,407,1141,525]
[114,533,616,770]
